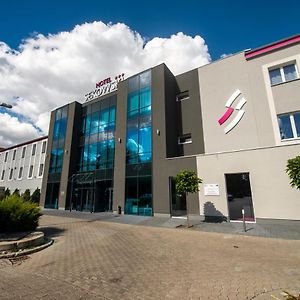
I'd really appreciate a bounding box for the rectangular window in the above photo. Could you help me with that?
[28,165,34,178]
[32,144,36,156]
[12,150,16,160]
[9,169,13,180]
[278,112,300,140]
[178,133,192,144]
[176,91,189,102]
[18,167,23,179]
[38,163,44,177]
[1,170,5,180]
[41,141,47,153]
[4,152,8,162]
[269,63,298,85]
[22,147,26,158]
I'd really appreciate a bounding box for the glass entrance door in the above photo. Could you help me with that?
[225,173,255,222]
[170,177,187,217]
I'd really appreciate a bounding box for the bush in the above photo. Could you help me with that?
[31,188,41,205]
[0,195,42,233]
[286,156,300,190]
[22,189,31,202]
[13,188,20,196]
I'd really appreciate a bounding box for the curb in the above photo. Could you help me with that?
[0,238,54,259]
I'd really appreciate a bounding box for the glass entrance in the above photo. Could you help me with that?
[225,173,255,222]
[170,177,187,217]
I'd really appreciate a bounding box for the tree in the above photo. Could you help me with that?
[175,170,202,227]
[31,188,41,205]
[4,188,11,198]
[286,156,300,190]
[22,189,31,202]
[13,188,20,196]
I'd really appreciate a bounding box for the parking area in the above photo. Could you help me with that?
[0,213,299,299]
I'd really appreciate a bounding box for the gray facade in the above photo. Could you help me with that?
[40,34,300,222]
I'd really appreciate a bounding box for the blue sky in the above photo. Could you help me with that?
[1,0,300,60]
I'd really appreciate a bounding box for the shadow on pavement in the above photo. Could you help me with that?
[38,227,66,238]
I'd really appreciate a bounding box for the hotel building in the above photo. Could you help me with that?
[40,34,300,222]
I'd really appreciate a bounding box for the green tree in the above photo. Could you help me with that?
[175,170,202,227]
[4,188,11,198]
[286,156,300,190]
[13,188,20,196]
[22,189,31,202]
[31,188,41,205]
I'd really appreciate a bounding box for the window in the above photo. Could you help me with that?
[22,147,26,158]
[9,169,13,180]
[41,141,47,153]
[176,91,189,102]
[18,167,23,179]
[28,165,34,178]
[12,150,16,160]
[38,163,44,177]
[278,112,300,140]
[4,152,8,162]
[269,63,298,85]
[32,144,36,156]
[178,133,192,144]
[1,170,5,180]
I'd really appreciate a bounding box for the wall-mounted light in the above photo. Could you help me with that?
[118,138,122,143]
[156,129,160,136]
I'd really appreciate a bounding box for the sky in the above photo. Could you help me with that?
[0,0,299,147]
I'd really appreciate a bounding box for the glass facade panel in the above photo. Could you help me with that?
[49,106,68,174]
[78,97,116,172]
[125,70,152,216]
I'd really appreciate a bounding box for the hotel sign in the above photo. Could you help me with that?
[85,73,125,102]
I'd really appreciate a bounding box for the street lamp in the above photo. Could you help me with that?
[0,102,12,109]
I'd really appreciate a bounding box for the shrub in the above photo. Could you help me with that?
[22,189,31,202]
[4,188,11,198]
[0,195,42,233]
[13,188,20,196]
[286,156,300,190]
[31,188,41,204]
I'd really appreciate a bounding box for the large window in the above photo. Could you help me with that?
[125,70,152,216]
[49,106,68,173]
[78,96,116,172]
[269,63,298,85]
[278,112,300,140]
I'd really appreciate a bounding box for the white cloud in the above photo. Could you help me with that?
[0,21,211,147]
[0,113,40,147]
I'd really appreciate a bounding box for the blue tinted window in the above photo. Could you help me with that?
[269,68,282,85]
[53,120,60,140]
[139,70,151,89]
[293,113,300,137]
[89,143,97,168]
[90,112,99,134]
[278,115,293,139]
[140,87,151,108]
[98,141,107,169]
[85,115,91,134]
[109,106,116,123]
[128,92,139,112]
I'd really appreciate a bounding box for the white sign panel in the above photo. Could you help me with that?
[204,184,220,196]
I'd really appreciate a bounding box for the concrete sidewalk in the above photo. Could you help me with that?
[42,209,300,240]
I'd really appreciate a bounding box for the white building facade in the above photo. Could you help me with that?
[0,136,48,194]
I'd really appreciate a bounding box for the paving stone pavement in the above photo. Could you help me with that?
[0,214,299,299]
